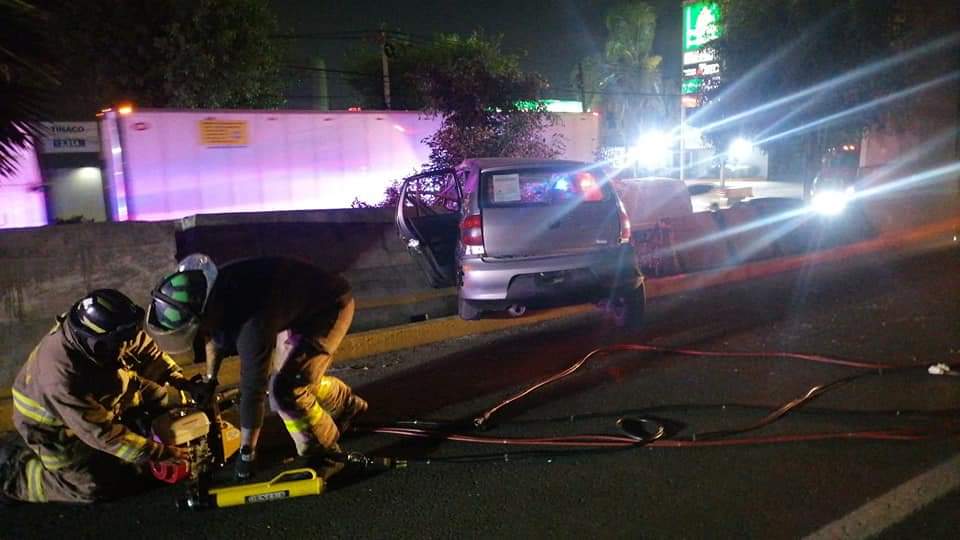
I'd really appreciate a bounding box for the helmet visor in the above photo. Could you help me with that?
[176,254,218,311]
[145,298,200,359]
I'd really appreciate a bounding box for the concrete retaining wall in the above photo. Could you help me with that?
[0,209,455,390]
[1,190,956,391]
[0,221,177,388]
[175,208,455,332]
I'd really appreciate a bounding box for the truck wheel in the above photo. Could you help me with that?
[458,296,483,321]
[607,286,645,330]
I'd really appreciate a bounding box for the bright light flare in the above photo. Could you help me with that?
[631,130,673,170]
[729,138,753,161]
[810,189,851,216]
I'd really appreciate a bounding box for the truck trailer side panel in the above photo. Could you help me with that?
[102,109,600,221]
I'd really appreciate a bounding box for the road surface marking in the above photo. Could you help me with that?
[804,453,960,539]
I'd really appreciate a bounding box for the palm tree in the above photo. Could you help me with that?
[577,1,667,148]
[0,0,58,178]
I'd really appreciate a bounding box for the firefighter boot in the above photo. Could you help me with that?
[234,445,257,482]
[335,395,368,434]
[0,435,28,506]
[304,444,345,480]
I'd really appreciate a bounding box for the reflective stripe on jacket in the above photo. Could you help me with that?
[11,324,181,466]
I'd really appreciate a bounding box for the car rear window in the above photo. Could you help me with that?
[481,169,611,207]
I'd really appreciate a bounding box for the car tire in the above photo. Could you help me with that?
[606,285,645,330]
[458,295,483,321]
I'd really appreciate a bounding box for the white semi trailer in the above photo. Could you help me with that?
[98,108,600,221]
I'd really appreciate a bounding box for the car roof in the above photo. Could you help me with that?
[458,158,589,172]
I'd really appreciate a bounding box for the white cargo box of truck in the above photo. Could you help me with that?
[99,109,599,221]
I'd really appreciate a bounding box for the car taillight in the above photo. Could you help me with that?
[575,172,604,202]
[461,214,483,246]
[617,199,631,244]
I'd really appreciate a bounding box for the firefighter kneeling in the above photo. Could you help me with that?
[0,290,198,504]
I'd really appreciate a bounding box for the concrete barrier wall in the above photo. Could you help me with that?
[631,189,960,280]
[0,209,458,390]
[666,213,727,273]
[2,191,955,391]
[0,221,177,388]
[862,193,960,236]
[174,208,455,332]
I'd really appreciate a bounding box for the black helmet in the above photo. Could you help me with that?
[146,254,218,357]
[65,289,144,367]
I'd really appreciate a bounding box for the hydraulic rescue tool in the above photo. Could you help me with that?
[145,379,401,510]
[147,381,243,509]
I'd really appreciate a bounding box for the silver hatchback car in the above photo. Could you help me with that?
[396,158,644,325]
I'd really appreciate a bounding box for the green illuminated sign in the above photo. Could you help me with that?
[683,1,722,52]
[682,78,703,95]
[514,99,584,113]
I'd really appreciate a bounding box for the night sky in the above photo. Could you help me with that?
[271,0,682,109]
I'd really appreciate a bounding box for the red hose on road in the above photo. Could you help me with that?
[471,343,898,430]
[369,427,936,448]
[363,343,951,450]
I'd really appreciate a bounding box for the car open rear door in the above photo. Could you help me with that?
[395,168,461,288]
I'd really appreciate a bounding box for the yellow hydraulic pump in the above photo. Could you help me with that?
[207,468,324,507]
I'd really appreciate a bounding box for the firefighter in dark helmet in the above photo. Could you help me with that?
[145,254,367,481]
[0,289,192,504]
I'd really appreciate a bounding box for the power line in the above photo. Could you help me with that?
[273,94,365,99]
[271,30,378,40]
[272,30,434,44]
[552,87,683,97]
[280,65,378,78]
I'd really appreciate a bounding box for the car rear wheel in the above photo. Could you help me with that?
[458,295,483,321]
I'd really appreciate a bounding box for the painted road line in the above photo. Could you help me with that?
[804,453,960,540]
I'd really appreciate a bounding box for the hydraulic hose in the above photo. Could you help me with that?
[360,343,958,451]
[471,343,900,430]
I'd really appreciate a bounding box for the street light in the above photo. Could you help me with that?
[630,130,672,174]
[720,137,753,189]
[729,138,753,162]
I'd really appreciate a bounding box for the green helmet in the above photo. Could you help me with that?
[151,270,207,329]
[145,254,218,357]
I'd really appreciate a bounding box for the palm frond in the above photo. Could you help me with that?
[0,0,58,177]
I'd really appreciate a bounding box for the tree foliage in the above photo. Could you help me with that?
[575,1,667,146]
[413,33,563,170]
[44,0,285,114]
[351,33,562,172]
[350,33,563,207]
[0,0,58,177]
[703,0,954,173]
[345,34,431,111]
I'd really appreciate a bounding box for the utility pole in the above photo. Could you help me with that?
[380,31,392,110]
[311,56,329,111]
[577,62,587,112]
[679,101,686,182]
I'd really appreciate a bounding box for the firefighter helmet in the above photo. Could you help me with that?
[145,254,218,357]
[65,289,144,366]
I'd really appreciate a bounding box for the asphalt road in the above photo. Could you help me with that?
[3,247,959,539]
